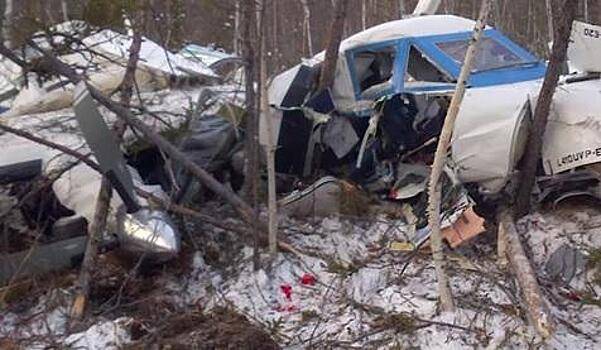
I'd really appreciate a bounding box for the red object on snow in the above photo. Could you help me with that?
[280,284,293,300]
[300,273,317,286]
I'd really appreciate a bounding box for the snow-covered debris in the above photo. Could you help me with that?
[64,318,132,350]
[84,30,218,79]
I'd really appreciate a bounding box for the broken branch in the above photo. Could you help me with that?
[497,208,555,338]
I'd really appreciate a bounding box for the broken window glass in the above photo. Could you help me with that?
[436,37,526,72]
[405,46,453,85]
[352,46,396,98]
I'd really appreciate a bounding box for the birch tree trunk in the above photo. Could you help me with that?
[545,0,554,48]
[413,0,442,15]
[515,0,578,218]
[234,0,241,56]
[399,0,405,18]
[61,0,69,22]
[426,0,493,313]
[300,0,313,56]
[362,0,367,30]
[3,0,13,49]
[590,0,601,24]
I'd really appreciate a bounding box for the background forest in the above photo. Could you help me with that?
[2,0,600,74]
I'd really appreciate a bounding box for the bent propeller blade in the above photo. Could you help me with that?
[73,82,140,213]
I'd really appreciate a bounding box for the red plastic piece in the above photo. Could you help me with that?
[280,283,293,301]
[300,273,317,286]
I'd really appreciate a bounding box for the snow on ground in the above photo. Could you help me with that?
[3,206,601,348]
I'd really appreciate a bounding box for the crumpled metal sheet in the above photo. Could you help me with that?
[544,244,587,286]
[568,21,601,73]
[116,209,180,260]
[452,82,534,193]
[322,116,359,159]
[279,176,342,218]
[542,79,601,175]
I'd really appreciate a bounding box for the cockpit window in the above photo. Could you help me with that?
[435,37,525,72]
[353,46,396,96]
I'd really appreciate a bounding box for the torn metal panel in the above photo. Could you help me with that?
[452,81,535,193]
[279,176,342,218]
[0,159,42,184]
[542,79,601,175]
[83,30,218,79]
[390,163,430,200]
[544,244,587,287]
[268,64,316,108]
[179,44,235,68]
[0,236,87,285]
[322,116,359,159]
[568,21,601,73]
[73,82,139,213]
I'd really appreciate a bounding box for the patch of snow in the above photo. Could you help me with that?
[64,317,132,350]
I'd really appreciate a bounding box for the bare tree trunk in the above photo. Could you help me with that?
[498,208,555,338]
[413,0,442,15]
[362,0,367,30]
[590,0,601,24]
[545,0,554,48]
[426,0,493,313]
[234,0,241,55]
[61,0,69,22]
[319,0,349,90]
[3,0,13,49]
[515,0,578,218]
[258,0,278,257]
[300,0,313,56]
[242,0,261,269]
[399,0,406,18]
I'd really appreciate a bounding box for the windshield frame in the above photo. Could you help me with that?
[410,29,546,87]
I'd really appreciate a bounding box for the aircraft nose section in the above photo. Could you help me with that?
[117,209,180,260]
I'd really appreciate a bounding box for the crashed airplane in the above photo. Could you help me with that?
[0,25,242,278]
[264,14,601,222]
[3,3,601,277]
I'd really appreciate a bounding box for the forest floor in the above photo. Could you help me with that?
[2,201,601,349]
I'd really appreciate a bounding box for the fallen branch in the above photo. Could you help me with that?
[497,207,555,338]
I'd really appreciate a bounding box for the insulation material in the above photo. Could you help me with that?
[442,207,486,248]
[452,81,536,193]
[542,79,601,174]
[568,21,601,73]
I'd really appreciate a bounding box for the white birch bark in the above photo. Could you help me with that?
[3,0,13,49]
[61,0,69,22]
[426,0,493,313]
[300,0,313,56]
